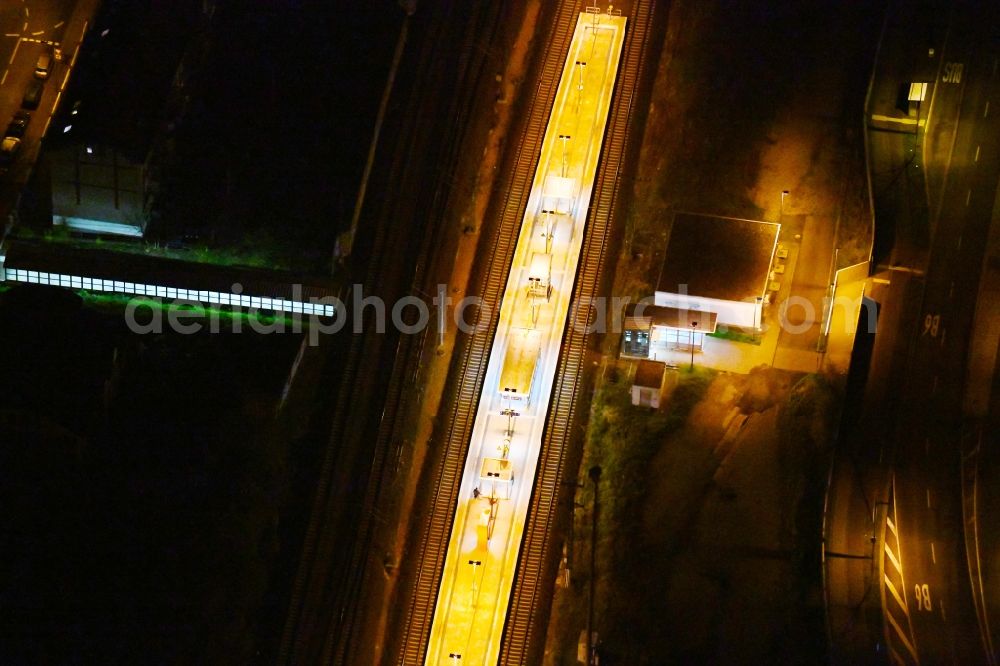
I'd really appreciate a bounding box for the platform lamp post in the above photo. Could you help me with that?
[689,321,699,370]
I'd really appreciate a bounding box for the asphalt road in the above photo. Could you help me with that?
[881,1,999,662]
[826,1,999,663]
[0,0,88,223]
[860,6,1000,663]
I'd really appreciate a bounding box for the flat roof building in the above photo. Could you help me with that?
[655,213,779,330]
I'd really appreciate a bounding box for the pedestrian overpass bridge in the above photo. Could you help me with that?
[0,240,338,318]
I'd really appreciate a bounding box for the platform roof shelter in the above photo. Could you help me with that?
[498,328,542,403]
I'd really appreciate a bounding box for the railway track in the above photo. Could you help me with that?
[396,3,583,663]
[394,1,658,663]
[323,3,512,663]
[499,1,656,663]
[278,3,508,664]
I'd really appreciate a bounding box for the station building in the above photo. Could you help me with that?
[623,213,780,357]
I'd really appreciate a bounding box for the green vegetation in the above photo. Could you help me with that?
[707,325,761,345]
[588,367,713,523]
[546,366,715,664]
[12,226,305,271]
[547,367,839,664]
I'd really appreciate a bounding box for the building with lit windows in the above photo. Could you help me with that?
[623,213,779,358]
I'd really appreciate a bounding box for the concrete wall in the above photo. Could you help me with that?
[654,291,758,329]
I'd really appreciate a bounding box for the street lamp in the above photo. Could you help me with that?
[559,134,571,177]
[689,321,699,370]
[754,296,763,342]
[586,465,602,666]
[468,559,482,603]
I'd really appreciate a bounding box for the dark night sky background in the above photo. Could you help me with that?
[1,1,401,662]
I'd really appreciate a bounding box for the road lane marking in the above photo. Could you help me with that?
[50,90,61,116]
[4,33,19,37]
[931,541,936,564]
[885,574,907,609]
[22,21,27,32]
[871,113,925,126]
[54,21,64,29]
[24,7,28,18]
[940,328,946,346]
[889,645,907,666]
[31,30,43,36]
[957,234,963,249]
[9,37,20,64]
[887,515,897,536]
[888,265,925,275]
[975,145,980,161]
[0,68,6,85]
[927,488,932,508]
[60,67,70,90]
[966,189,972,205]
[940,599,946,621]
[885,543,903,575]
[986,101,991,118]
[887,610,919,659]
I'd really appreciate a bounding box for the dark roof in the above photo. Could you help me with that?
[634,360,665,389]
[656,213,779,302]
[624,303,718,334]
[2,240,339,302]
[48,0,201,160]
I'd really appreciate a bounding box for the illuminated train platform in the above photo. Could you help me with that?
[425,9,625,665]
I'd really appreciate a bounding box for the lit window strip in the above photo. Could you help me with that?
[4,268,335,316]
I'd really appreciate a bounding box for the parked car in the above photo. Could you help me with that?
[34,52,53,80]
[0,136,22,173]
[5,111,30,138]
[22,80,44,109]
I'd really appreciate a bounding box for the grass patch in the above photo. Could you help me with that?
[546,366,714,665]
[77,292,303,330]
[707,326,761,345]
[11,227,305,272]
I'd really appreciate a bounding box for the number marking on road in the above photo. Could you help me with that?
[923,314,940,337]
[942,62,964,83]
[915,583,933,611]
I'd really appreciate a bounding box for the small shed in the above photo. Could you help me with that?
[631,359,665,408]
[480,457,514,499]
